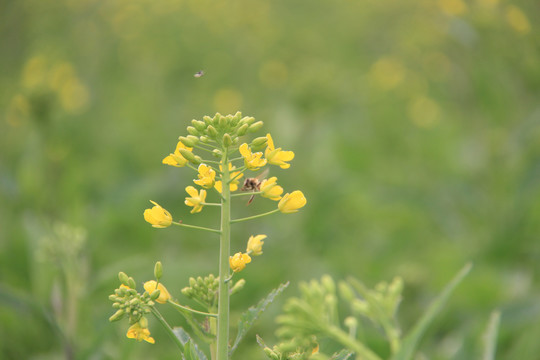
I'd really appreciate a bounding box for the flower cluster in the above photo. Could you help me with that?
[109,270,171,344]
[143,112,306,230]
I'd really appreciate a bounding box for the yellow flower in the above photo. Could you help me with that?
[143,280,171,304]
[185,186,207,213]
[193,164,216,189]
[229,252,252,272]
[162,141,193,167]
[260,177,283,201]
[246,235,266,256]
[126,322,155,344]
[144,201,173,228]
[239,143,267,170]
[215,163,243,193]
[278,191,307,213]
[265,133,294,169]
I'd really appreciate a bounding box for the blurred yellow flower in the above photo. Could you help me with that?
[438,0,467,16]
[278,191,307,213]
[246,234,266,256]
[265,134,294,169]
[215,163,243,193]
[185,186,207,213]
[144,201,173,228]
[163,141,193,167]
[229,252,252,272]
[369,57,406,91]
[505,5,531,34]
[126,322,155,344]
[143,280,171,304]
[194,164,216,189]
[239,143,267,170]
[260,177,283,201]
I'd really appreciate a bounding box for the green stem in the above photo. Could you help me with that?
[231,191,261,197]
[167,300,218,317]
[202,202,222,207]
[217,149,231,360]
[327,325,382,360]
[151,307,184,352]
[230,209,279,223]
[172,222,221,234]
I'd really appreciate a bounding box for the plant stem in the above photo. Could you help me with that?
[167,300,218,317]
[172,222,221,234]
[230,209,279,223]
[217,149,231,360]
[151,307,185,352]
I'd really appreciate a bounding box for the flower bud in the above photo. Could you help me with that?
[212,149,222,157]
[189,277,197,287]
[240,116,255,126]
[154,261,163,280]
[187,126,199,136]
[321,275,336,294]
[200,135,210,143]
[212,113,222,126]
[223,133,232,147]
[250,136,268,151]
[178,148,201,165]
[119,272,129,285]
[109,309,125,322]
[248,121,264,133]
[206,125,218,138]
[236,123,248,136]
[230,112,241,126]
[338,281,356,302]
[150,289,161,300]
[178,136,195,147]
[230,279,246,295]
[127,277,136,290]
[186,135,199,145]
[203,115,213,125]
[263,347,280,360]
[191,119,206,131]
[218,114,227,129]
[139,316,149,328]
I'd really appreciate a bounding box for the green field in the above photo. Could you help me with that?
[1,0,539,358]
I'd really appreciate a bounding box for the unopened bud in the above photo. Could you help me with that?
[187,126,199,136]
[139,317,148,328]
[178,136,195,147]
[206,125,218,138]
[321,275,336,294]
[200,135,209,143]
[150,289,161,300]
[186,135,199,145]
[109,309,125,322]
[240,116,255,126]
[118,272,129,285]
[212,113,222,126]
[218,115,227,129]
[212,149,222,158]
[191,119,206,131]
[178,148,200,165]
[203,115,213,125]
[338,281,356,302]
[230,279,246,295]
[154,261,163,280]
[237,124,248,136]
[263,347,279,360]
[127,277,136,290]
[250,137,268,151]
[189,277,197,287]
[223,133,232,147]
[247,121,264,133]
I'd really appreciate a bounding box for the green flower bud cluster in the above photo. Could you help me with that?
[181,274,220,309]
[108,272,154,324]
[257,335,318,360]
[181,112,264,150]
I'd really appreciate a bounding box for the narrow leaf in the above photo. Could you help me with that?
[173,327,208,360]
[482,311,501,360]
[230,282,289,354]
[391,263,473,360]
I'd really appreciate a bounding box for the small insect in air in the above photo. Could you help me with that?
[241,168,269,205]
[194,70,205,78]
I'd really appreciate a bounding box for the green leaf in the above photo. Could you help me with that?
[391,263,473,360]
[230,282,289,355]
[329,349,355,360]
[482,310,501,360]
[173,327,208,360]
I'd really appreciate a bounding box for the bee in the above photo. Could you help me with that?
[194,70,205,78]
[241,168,268,205]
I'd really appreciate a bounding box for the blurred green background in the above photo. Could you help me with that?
[1,0,539,358]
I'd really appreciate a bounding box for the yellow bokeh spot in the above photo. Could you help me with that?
[408,96,441,128]
[59,78,90,113]
[259,61,288,88]
[438,0,467,16]
[369,57,406,91]
[505,5,531,35]
[6,94,30,127]
[22,55,47,89]
[476,0,498,9]
[213,88,243,114]
[48,62,76,91]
